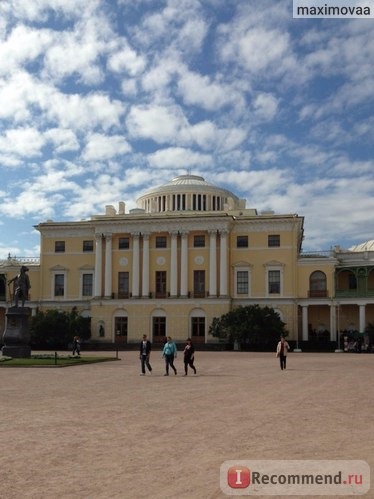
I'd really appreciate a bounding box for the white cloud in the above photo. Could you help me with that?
[148,147,213,168]
[253,93,279,121]
[0,127,46,157]
[126,104,188,144]
[177,70,244,111]
[107,43,146,76]
[44,128,79,153]
[82,134,132,161]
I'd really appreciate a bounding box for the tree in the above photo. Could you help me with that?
[209,305,288,350]
[30,307,91,348]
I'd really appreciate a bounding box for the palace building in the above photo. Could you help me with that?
[1,174,373,346]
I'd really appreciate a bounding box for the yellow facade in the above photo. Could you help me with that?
[1,175,374,347]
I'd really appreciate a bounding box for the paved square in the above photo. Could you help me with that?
[0,351,373,498]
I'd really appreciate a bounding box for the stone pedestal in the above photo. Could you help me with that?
[2,307,31,358]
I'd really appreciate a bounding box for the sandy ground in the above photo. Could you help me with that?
[0,350,373,499]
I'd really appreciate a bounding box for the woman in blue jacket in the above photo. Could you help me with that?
[162,336,177,375]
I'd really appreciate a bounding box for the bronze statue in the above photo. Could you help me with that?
[8,266,31,307]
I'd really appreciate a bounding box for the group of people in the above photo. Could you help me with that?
[139,335,197,376]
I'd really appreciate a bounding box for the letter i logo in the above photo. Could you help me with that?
[227,466,250,488]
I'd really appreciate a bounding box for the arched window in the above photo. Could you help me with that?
[309,271,327,297]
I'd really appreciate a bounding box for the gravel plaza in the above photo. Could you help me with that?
[0,350,373,499]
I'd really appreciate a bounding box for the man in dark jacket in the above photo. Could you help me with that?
[139,334,152,375]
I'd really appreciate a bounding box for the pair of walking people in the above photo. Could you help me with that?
[139,335,197,376]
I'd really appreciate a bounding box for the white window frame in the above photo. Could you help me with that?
[51,270,67,299]
[234,266,251,298]
[80,272,94,298]
[265,265,284,296]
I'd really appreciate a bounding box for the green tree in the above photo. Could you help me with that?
[209,305,288,350]
[30,308,91,348]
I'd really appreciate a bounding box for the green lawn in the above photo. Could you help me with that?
[0,355,119,367]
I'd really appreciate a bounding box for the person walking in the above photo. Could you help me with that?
[183,338,197,375]
[276,336,290,370]
[139,334,152,375]
[162,336,177,376]
[72,336,81,356]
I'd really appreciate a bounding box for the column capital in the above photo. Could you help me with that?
[131,232,140,240]
[103,233,112,241]
[95,232,103,241]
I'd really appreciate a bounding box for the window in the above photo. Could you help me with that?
[155,271,167,298]
[119,237,129,249]
[236,271,249,294]
[237,236,248,248]
[348,273,357,290]
[309,271,327,297]
[55,241,65,252]
[153,316,166,338]
[191,317,205,337]
[268,235,280,247]
[118,272,129,298]
[268,270,280,294]
[0,275,5,300]
[115,317,128,339]
[54,274,64,296]
[156,236,167,248]
[83,240,93,252]
[82,274,93,296]
[193,270,205,297]
[194,235,205,247]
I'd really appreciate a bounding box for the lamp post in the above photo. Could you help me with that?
[335,302,343,353]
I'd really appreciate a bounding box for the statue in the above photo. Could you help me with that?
[8,266,31,307]
[2,266,32,357]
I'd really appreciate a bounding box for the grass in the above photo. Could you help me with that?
[0,354,119,367]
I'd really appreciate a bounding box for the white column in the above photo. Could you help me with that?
[219,230,228,296]
[170,231,178,297]
[94,233,103,297]
[104,233,112,298]
[359,304,366,333]
[132,233,140,297]
[142,233,150,298]
[180,232,188,297]
[302,305,308,340]
[209,230,217,297]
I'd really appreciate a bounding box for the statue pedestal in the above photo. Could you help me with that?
[2,307,31,358]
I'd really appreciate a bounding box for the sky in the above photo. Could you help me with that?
[0,0,373,259]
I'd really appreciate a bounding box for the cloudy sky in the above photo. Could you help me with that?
[0,0,373,259]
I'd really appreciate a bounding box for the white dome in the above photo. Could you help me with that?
[349,240,374,252]
[136,174,242,213]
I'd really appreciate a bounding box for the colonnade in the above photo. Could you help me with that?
[94,230,228,299]
[301,303,368,340]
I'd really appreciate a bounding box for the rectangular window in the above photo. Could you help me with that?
[237,235,248,248]
[194,235,205,247]
[54,274,64,296]
[153,317,166,338]
[268,270,280,294]
[115,317,128,339]
[191,317,205,337]
[193,270,205,298]
[118,272,129,298]
[155,271,167,298]
[268,235,280,247]
[83,240,93,252]
[119,237,129,249]
[236,271,248,294]
[82,274,93,296]
[156,236,167,248]
[55,241,65,252]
